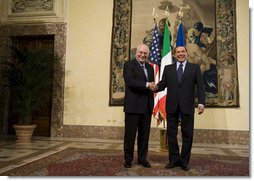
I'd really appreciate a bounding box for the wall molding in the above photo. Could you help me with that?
[0,0,67,24]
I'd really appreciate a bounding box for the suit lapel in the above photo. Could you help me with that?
[134,59,147,80]
[145,62,153,81]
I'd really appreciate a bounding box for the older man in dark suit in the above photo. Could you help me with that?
[123,44,154,168]
[155,46,205,171]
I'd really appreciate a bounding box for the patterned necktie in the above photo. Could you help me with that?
[177,63,183,82]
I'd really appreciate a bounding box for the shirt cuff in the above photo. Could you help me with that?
[198,104,204,108]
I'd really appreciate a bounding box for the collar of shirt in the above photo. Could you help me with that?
[176,60,187,71]
[137,60,145,68]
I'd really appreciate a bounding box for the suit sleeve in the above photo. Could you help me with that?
[123,61,147,91]
[156,66,167,92]
[195,64,205,105]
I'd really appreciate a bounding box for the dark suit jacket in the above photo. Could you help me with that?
[123,59,154,114]
[157,61,205,115]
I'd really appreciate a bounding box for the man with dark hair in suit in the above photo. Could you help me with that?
[123,44,154,168]
[155,46,205,171]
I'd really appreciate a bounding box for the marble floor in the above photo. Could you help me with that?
[0,136,249,175]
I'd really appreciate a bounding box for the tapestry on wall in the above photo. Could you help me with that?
[109,0,239,107]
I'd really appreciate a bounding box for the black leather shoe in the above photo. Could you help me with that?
[138,161,151,168]
[124,162,132,168]
[165,161,180,169]
[181,165,190,171]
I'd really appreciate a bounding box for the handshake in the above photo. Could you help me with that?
[148,82,158,91]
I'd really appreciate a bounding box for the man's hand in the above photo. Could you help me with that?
[148,82,155,91]
[197,104,205,115]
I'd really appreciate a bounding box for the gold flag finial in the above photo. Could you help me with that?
[178,5,184,19]
[152,8,159,24]
[165,6,170,17]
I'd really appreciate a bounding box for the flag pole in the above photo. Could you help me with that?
[163,116,165,128]
[161,6,171,128]
[150,7,162,126]
[176,5,185,125]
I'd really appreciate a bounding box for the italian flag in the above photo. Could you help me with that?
[158,18,172,122]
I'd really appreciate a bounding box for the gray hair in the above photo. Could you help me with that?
[136,44,150,55]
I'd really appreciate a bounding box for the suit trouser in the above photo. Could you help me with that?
[124,111,151,163]
[167,111,194,165]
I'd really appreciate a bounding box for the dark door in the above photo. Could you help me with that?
[10,35,54,136]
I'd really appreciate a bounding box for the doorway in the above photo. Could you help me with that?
[9,35,54,136]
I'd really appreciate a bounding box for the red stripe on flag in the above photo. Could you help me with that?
[158,94,167,120]
[150,63,159,115]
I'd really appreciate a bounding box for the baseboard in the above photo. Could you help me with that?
[61,125,249,145]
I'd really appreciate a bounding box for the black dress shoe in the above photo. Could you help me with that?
[181,165,190,171]
[138,161,151,168]
[165,161,180,169]
[124,162,132,168]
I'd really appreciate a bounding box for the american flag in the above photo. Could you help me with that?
[149,25,163,125]
[149,25,161,65]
